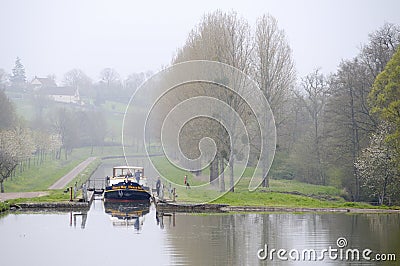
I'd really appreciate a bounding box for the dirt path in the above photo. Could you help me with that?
[0,191,49,202]
[48,157,96,190]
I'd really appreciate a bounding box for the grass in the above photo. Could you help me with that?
[150,156,395,209]
[211,178,388,209]
[4,147,93,192]
[3,145,126,193]
[0,201,10,212]
[8,190,73,204]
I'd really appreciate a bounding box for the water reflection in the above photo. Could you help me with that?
[0,203,399,266]
[103,201,150,231]
[69,211,87,229]
[156,211,176,229]
[161,213,400,265]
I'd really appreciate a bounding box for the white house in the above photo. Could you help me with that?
[40,86,81,104]
[31,76,81,104]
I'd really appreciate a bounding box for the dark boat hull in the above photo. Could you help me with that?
[104,189,151,202]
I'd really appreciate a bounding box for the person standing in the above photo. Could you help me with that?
[135,170,141,184]
[184,175,187,185]
[156,177,161,197]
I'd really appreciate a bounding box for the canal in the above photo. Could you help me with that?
[1,199,399,265]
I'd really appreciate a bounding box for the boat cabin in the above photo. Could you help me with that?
[107,166,148,189]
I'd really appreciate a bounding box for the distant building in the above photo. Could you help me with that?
[31,76,57,91]
[31,76,81,104]
[39,86,81,104]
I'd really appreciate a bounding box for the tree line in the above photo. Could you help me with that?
[168,11,400,204]
[0,58,152,105]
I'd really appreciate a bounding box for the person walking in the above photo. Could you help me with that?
[184,175,190,189]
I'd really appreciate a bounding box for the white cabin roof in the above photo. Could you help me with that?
[113,166,144,170]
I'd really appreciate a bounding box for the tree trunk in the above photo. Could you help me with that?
[0,180,4,193]
[210,157,219,185]
[229,156,234,192]
[219,156,225,192]
[349,85,360,201]
[262,161,269,187]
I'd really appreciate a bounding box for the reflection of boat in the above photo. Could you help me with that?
[104,201,150,230]
[104,166,151,202]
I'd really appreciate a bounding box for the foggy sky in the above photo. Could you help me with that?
[1,0,399,83]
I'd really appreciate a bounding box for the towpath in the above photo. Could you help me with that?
[0,191,49,202]
[48,157,96,189]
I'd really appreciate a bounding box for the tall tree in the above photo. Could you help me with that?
[324,59,371,200]
[369,47,400,165]
[361,23,400,79]
[51,108,78,160]
[253,13,296,186]
[173,10,253,191]
[293,70,328,185]
[10,57,26,88]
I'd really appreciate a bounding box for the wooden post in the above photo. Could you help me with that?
[69,186,73,201]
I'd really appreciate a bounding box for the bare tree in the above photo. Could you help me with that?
[173,11,253,192]
[295,69,328,185]
[51,108,78,160]
[361,23,400,79]
[100,68,120,88]
[253,14,296,187]
[63,68,92,90]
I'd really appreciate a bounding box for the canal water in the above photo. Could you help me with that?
[0,200,399,265]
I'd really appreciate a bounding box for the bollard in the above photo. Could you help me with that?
[69,186,73,201]
[173,188,176,202]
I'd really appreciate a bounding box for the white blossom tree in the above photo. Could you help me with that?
[355,123,400,205]
[0,127,35,192]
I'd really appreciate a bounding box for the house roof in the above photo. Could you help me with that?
[31,77,57,87]
[39,86,77,96]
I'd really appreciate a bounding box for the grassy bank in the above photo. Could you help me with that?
[0,202,10,212]
[178,178,385,209]
[5,147,91,192]
[4,146,125,193]
[8,190,72,205]
[150,157,396,209]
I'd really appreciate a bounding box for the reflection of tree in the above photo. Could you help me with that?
[162,213,400,265]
